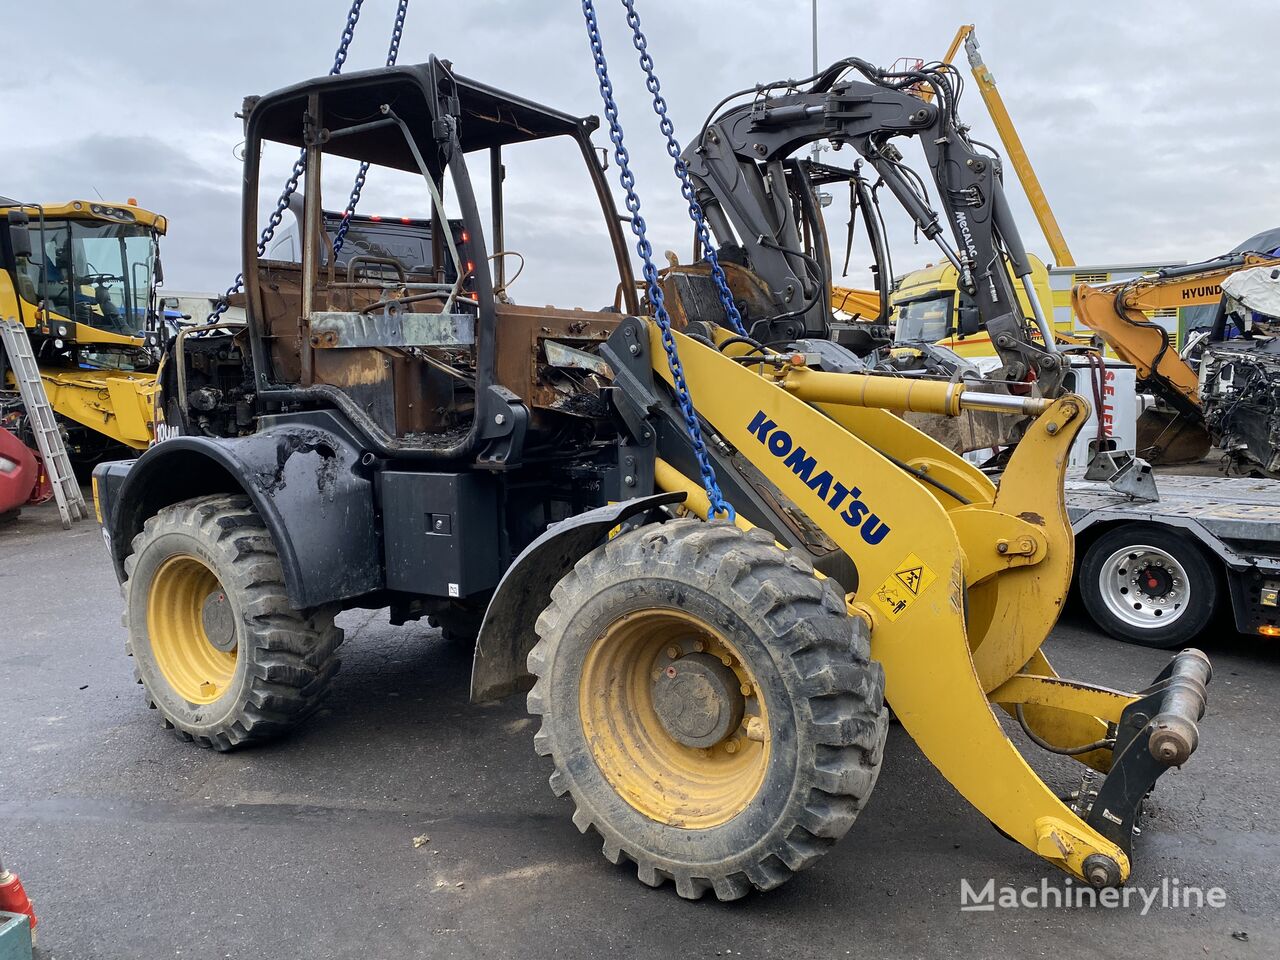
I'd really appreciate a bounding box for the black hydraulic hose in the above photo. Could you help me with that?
[1016,704,1115,756]
[716,334,767,354]
[1113,282,1173,375]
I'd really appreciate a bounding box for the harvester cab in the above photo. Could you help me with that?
[1,199,167,358]
[1,199,169,460]
[93,48,1211,903]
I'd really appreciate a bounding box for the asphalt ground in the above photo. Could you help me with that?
[3,497,1278,959]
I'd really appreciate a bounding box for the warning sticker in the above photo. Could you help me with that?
[870,553,937,622]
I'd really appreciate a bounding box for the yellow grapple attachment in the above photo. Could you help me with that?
[651,324,1211,887]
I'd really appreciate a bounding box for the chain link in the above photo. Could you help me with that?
[581,0,733,520]
[618,0,746,337]
[333,0,410,256]
[208,0,367,323]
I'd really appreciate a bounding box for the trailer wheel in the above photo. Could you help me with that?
[1079,523,1218,648]
[527,519,888,900]
[123,494,342,750]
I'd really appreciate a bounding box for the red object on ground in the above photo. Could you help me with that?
[0,867,37,933]
[0,427,49,512]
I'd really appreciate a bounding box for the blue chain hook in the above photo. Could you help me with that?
[617,0,746,337]
[580,0,734,521]
[333,0,411,256]
[208,0,368,323]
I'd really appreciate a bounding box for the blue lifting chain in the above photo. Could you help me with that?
[333,0,410,256]
[581,0,734,520]
[617,0,746,337]
[208,0,369,323]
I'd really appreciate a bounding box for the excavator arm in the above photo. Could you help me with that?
[682,58,1065,393]
[1073,252,1280,413]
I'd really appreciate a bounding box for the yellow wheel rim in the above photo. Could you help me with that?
[579,609,770,829]
[147,554,238,704]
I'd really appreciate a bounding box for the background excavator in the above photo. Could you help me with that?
[663,49,1071,461]
[1075,250,1280,470]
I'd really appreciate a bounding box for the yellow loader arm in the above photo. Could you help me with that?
[649,323,1211,887]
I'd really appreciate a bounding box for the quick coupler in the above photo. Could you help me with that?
[1079,648,1212,886]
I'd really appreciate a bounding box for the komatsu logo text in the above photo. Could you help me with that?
[747,411,891,546]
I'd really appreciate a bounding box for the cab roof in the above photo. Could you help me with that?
[246,57,597,174]
[0,198,166,233]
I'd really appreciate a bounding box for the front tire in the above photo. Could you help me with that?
[1079,523,1218,648]
[528,519,888,900]
[123,494,342,750]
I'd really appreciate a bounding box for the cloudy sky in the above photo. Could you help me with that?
[6,0,1278,309]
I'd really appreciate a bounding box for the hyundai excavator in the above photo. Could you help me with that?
[90,37,1211,903]
[1074,251,1280,468]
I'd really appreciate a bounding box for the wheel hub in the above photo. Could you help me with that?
[201,591,236,652]
[1099,545,1190,628]
[1134,564,1173,602]
[651,653,745,748]
[146,554,238,704]
[577,608,770,828]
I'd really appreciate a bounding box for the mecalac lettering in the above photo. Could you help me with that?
[746,410,891,546]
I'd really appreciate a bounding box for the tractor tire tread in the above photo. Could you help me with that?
[527,518,887,901]
[122,493,342,750]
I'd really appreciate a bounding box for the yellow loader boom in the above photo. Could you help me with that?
[637,322,1210,887]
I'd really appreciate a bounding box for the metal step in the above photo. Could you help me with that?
[1,316,87,528]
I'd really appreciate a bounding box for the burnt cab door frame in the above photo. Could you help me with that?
[237,56,637,463]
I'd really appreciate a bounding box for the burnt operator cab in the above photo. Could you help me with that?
[97,57,642,632]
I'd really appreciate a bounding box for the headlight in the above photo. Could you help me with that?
[89,203,137,223]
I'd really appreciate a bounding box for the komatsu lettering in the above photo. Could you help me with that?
[747,410,891,546]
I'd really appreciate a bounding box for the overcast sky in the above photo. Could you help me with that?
[6,1,1279,309]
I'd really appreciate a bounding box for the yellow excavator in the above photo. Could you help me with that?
[1,198,165,468]
[1074,251,1280,465]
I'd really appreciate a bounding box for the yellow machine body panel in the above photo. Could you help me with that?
[831,285,882,319]
[39,368,157,449]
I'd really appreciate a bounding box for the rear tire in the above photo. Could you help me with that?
[1079,523,1218,648]
[527,519,888,900]
[123,493,343,750]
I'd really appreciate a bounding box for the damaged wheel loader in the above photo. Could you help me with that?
[93,56,1211,900]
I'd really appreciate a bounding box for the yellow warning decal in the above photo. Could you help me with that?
[871,552,937,622]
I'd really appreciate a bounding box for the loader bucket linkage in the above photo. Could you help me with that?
[645,321,1211,887]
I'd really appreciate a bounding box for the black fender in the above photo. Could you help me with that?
[99,410,380,609]
[469,491,686,703]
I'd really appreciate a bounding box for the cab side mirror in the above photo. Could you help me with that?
[154,255,165,286]
[6,210,32,260]
[957,302,981,338]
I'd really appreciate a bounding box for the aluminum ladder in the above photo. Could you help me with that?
[1,316,87,528]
